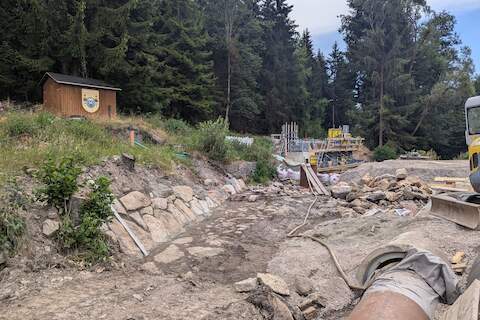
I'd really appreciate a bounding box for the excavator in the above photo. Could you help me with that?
[430,95,480,229]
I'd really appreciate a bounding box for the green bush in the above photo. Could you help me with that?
[373,145,397,162]
[251,159,276,184]
[36,157,114,264]
[36,157,82,214]
[195,118,229,161]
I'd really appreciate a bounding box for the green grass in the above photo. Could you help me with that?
[0,112,177,186]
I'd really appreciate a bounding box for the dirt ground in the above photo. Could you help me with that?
[1,160,479,320]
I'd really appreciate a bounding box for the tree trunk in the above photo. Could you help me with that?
[379,63,385,147]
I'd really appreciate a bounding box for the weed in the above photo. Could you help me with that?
[251,159,276,184]
[163,118,191,135]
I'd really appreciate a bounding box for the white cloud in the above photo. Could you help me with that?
[288,0,480,36]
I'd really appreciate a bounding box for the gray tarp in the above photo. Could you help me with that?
[366,249,459,319]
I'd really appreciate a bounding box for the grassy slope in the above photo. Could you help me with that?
[0,112,177,186]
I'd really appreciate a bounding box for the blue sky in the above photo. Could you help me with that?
[288,0,480,74]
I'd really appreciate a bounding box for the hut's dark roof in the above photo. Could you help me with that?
[41,72,121,91]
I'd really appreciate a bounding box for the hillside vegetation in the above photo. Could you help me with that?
[0,112,274,187]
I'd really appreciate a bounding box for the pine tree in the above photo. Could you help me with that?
[474,75,480,95]
[259,0,303,133]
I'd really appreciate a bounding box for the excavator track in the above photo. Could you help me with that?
[430,194,480,230]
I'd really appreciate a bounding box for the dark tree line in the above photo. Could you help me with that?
[0,0,477,157]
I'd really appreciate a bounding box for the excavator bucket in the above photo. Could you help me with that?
[430,194,480,230]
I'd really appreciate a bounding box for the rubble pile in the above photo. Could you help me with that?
[331,168,432,216]
[230,182,310,202]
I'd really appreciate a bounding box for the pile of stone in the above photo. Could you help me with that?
[330,168,432,216]
[231,182,309,202]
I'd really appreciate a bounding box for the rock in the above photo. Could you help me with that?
[152,184,173,198]
[226,161,257,179]
[108,220,142,257]
[0,251,6,265]
[228,178,243,193]
[187,246,224,258]
[154,244,185,264]
[154,210,184,236]
[173,186,194,202]
[174,199,197,221]
[306,277,353,312]
[168,203,189,224]
[234,278,258,293]
[451,251,465,264]
[366,191,386,202]
[42,219,60,237]
[238,179,247,191]
[331,183,353,200]
[257,273,290,296]
[47,208,58,219]
[385,191,402,202]
[205,197,217,208]
[129,211,148,230]
[141,262,163,275]
[360,174,373,186]
[248,195,259,202]
[143,215,170,243]
[247,287,294,320]
[172,237,193,245]
[152,198,168,210]
[112,199,127,215]
[120,191,151,211]
[396,168,408,180]
[223,184,237,195]
[374,179,391,190]
[190,199,206,216]
[402,188,428,201]
[295,276,314,296]
[345,192,358,202]
[140,206,154,216]
[198,200,210,214]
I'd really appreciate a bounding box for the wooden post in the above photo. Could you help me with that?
[129,129,135,146]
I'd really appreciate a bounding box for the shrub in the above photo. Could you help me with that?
[36,157,82,214]
[373,145,397,162]
[195,118,229,161]
[163,118,191,134]
[251,159,276,184]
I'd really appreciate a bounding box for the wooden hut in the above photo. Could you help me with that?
[41,72,121,119]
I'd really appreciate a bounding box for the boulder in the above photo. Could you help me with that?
[141,262,163,275]
[396,168,408,180]
[228,178,243,193]
[168,203,189,225]
[152,184,173,198]
[143,215,170,243]
[152,197,168,210]
[108,220,142,257]
[331,183,353,200]
[174,199,197,221]
[154,210,184,236]
[385,191,402,202]
[360,174,373,186]
[120,191,151,211]
[248,195,260,202]
[345,192,358,202]
[198,200,210,214]
[173,186,194,202]
[42,219,60,237]
[234,278,258,293]
[257,273,290,296]
[154,244,184,264]
[205,196,217,208]
[226,161,257,179]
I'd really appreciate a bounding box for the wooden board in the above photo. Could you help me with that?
[434,177,469,183]
[430,184,472,193]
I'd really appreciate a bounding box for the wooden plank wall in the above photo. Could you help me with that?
[43,78,117,119]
